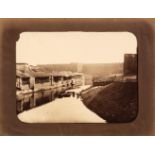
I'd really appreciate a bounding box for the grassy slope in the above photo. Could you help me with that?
[81,82,138,123]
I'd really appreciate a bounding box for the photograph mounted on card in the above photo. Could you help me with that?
[0,19,154,135]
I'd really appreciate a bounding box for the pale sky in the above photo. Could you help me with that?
[16,32,137,65]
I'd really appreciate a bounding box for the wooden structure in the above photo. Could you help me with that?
[16,71,30,91]
[16,71,84,93]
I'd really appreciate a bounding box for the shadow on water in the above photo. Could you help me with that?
[16,87,81,114]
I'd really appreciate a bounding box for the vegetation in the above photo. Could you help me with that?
[81,82,138,123]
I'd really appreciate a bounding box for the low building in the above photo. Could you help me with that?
[52,73,64,87]
[51,72,85,88]
[71,73,85,86]
[16,71,30,91]
[16,68,85,94]
[31,72,51,91]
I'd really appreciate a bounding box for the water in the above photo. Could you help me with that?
[17,87,68,114]
[17,85,106,123]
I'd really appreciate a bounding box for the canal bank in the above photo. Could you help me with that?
[81,82,138,123]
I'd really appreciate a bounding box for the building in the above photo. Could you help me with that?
[16,71,31,91]
[51,72,85,88]
[30,72,51,91]
[16,68,85,94]
[124,54,137,76]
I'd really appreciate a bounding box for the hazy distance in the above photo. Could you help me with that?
[16,32,137,65]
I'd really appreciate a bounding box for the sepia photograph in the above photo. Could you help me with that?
[0,0,155,153]
[16,32,138,123]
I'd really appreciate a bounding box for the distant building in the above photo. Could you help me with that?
[124,54,137,76]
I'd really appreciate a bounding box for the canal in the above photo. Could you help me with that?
[17,85,106,123]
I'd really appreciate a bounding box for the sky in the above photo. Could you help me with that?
[16,32,137,65]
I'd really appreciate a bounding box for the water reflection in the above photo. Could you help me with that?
[16,87,81,114]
